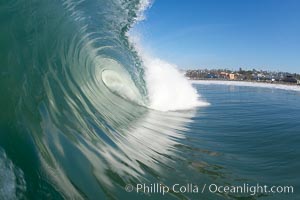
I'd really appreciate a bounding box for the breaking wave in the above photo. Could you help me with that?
[0,0,206,199]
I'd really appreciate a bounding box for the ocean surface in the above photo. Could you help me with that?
[1,0,300,199]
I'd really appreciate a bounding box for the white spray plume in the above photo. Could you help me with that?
[136,0,153,22]
[129,34,209,111]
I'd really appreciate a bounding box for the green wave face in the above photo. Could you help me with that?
[0,0,196,199]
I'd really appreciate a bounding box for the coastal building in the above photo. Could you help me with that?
[229,73,235,80]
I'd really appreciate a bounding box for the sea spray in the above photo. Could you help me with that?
[128,32,209,111]
[143,55,207,111]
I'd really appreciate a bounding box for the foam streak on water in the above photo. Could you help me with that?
[0,148,26,200]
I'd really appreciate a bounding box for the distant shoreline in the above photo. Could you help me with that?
[184,68,300,86]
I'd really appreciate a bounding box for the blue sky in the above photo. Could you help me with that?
[134,0,300,73]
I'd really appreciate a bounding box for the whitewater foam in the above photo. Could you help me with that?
[191,80,300,92]
[129,34,209,111]
[143,56,209,111]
